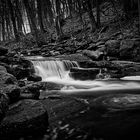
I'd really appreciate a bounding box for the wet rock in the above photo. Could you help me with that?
[0,94,9,122]
[82,50,104,60]
[0,71,17,85]
[27,74,42,82]
[20,83,41,99]
[0,46,8,56]
[41,82,63,90]
[105,40,120,57]
[70,67,100,80]
[0,85,21,103]
[0,99,48,138]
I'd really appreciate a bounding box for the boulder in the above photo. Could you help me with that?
[120,39,140,61]
[105,40,120,57]
[0,46,8,56]
[20,83,41,99]
[0,71,17,85]
[0,94,9,122]
[18,80,26,87]
[70,67,100,80]
[82,50,104,60]
[120,39,135,59]
[0,99,48,138]
[0,85,21,103]
[27,74,42,82]
[0,56,10,64]
[41,82,63,90]
[9,66,31,80]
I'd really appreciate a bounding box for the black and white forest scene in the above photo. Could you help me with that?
[0,0,140,140]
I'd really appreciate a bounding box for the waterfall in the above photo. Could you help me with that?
[32,60,79,81]
[30,57,140,93]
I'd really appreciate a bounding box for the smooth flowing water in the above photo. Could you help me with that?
[31,58,140,95]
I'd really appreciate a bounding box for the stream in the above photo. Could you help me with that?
[30,57,140,96]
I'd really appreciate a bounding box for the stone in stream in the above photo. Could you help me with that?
[20,83,42,99]
[27,74,42,82]
[0,99,49,139]
[69,67,100,80]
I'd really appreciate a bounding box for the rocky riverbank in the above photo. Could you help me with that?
[1,40,140,140]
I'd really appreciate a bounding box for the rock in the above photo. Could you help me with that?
[0,85,21,103]
[20,83,41,99]
[0,71,17,85]
[6,51,16,57]
[0,94,9,122]
[41,82,63,90]
[82,50,104,60]
[0,99,48,138]
[105,40,120,57]
[0,46,8,56]
[9,66,31,80]
[27,74,42,82]
[18,80,26,87]
[0,56,10,64]
[120,39,135,59]
[30,48,41,55]
[70,67,100,80]
[0,65,7,72]
[120,39,140,61]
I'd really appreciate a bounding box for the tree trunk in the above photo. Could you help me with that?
[96,0,101,28]
[23,0,39,41]
[87,0,97,32]
[7,0,19,41]
[37,0,45,32]
[55,0,63,38]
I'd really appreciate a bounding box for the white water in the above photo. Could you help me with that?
[32,60,79,80]
[32,59,140,94]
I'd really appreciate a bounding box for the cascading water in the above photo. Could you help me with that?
[31,58,140,94]
[32,60,79,81]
